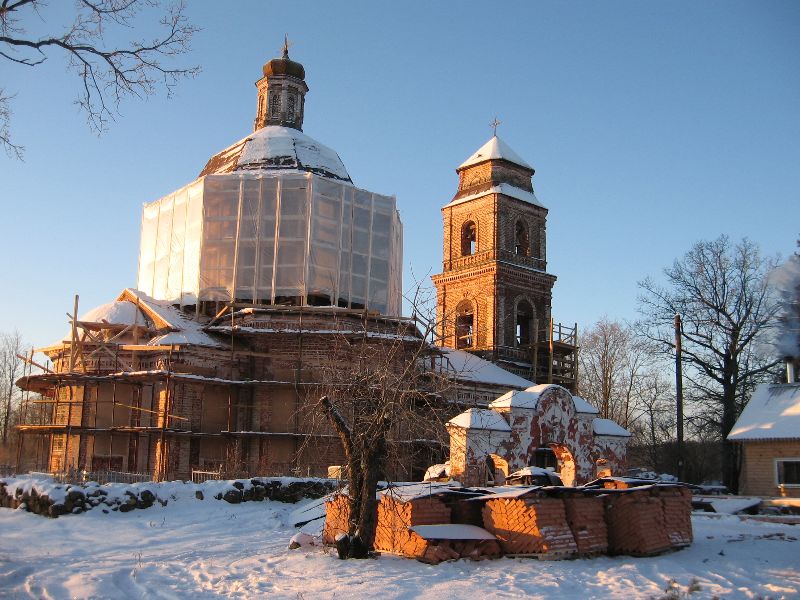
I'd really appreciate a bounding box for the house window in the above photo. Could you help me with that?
[455,301,474,349]
[461,221,477,256]
[515,220,529,256]
[516,300,534,347]
[776,459,800,487]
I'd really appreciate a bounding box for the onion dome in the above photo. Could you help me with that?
[263,45,305,80]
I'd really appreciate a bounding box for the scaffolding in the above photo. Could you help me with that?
[531,318,578,393]
[137,172,403,316]
[14,294,431,481]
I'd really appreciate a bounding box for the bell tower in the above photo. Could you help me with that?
[432,134,576,388]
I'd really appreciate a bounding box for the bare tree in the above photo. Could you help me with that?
[305,287,455,558]
[637,235,782,490]
[627,372,675,472]
[0,0,199,158]
[0,330,24,444]
[578,318,650,426]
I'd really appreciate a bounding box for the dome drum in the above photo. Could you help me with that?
[137,171,402,316]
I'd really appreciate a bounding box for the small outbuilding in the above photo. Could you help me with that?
[728,383,800,497]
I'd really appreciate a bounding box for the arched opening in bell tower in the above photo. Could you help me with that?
[516,299,534,347]
[455,301,474,349]
[514,220,529,256]
[461,221,477,256]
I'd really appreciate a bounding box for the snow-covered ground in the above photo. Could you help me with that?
[0,494,798,599]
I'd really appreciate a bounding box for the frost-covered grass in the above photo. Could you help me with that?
[0,493,798,599]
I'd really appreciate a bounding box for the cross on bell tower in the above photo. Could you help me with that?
[490,117,502,136]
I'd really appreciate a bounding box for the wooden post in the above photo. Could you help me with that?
[532,318,539,383]
[674,314,685,481]
[573,322,579,395]
[69,295,79,372]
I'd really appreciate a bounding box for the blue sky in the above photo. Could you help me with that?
[1,1,798,352]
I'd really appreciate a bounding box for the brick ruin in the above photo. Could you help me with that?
[446,384,631,487]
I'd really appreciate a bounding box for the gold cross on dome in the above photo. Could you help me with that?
[281,34,293,58]
[490,117,502,136]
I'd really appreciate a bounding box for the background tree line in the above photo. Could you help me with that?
[579,235,793,490]
[0,330,27,468]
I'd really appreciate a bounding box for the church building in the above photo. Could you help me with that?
[15,46,566,482]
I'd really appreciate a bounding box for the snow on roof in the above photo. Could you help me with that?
[380,481,462,502]
[120,289,225,348]
[465,486,542,501]
[593,418,632,437]
[203,126,352,182]
[53,300,149,344]
[448,408,511,432]
[728,383,800,441]
[79,300,147,327]
[489,389,541,409]
[444,183,545,209]
[435,347,532,389]
[572,395,600,414]
[508,466,554,478]
[410,524,496,541]
[458,136,533,170]
[148,332,223,348]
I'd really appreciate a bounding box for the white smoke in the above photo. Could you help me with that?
[771,254,800,358]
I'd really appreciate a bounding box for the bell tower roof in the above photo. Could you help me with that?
[457,135,533,171]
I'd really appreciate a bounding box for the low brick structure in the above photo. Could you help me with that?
[322,494,351,545]
[322,483,693,562]
[561,494,608,555]
[481,493,578,556]
[603,488,672,556]
[659,486,693,547]
[374,495,451,558]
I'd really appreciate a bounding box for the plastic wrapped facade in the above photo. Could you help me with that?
[137,172,402,316]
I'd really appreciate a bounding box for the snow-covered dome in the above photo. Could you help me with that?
[199,126,351,182]
[78,300,147,327]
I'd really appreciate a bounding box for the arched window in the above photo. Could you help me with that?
[514,220,530,256]
[455,301,474,349]
[516,300,534,347]
[287,95,296,122]
[461,221,477,256]
[270,93,280,118]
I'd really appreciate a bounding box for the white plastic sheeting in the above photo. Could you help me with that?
[137,172,402,316]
